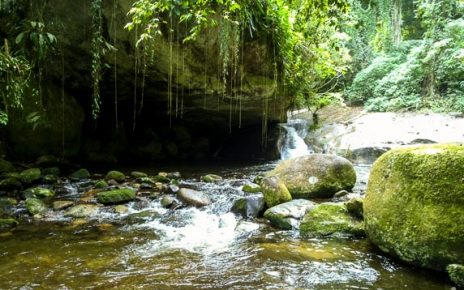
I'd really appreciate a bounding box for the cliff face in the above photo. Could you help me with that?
[4,0,289,162]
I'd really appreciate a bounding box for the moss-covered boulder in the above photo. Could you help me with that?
[267,154,356,199]
[42,167,60,176]
[64,204,100,218]
[364,144,464,271]
[447,264,464,287]
[231,194,266,218]
[105,170,126,183]
[94,180,109,189]
[261,176,292,208]
[19,168,41,184]
[0,177,22,191]
[242,183,261,193]
[25,198,47,215]
[0,159,15,174]
[0,218,18,231]
[96,188,136,204]
[300,203,365,238]
[131,171,148,178]
[346,197,364,219]
[22,187,55,199]
[70,168,90,180]
[264,199,316,230]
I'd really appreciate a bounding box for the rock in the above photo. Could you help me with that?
[334,190,349,198]
[70,168,90,180]
[261,176,292,208]
[139,183,153,190]
[22,187,55,199]
[53,200,74,210]
[346,197,363,219]
[19,168,41,184]
[0,177,22,191]
[345,147,390,164]
[138,177,156,184]
[36,155,60,167]
[201,174,222,183]
[364,144,464,271]
[153,174,171,183]
[231,194,266,218]
[300,203,365,238]
[166,184,180,194]
[25,198,47,215]
[0,197,17,210]
[160,195,175,208]
[42,167,60,176]
[0,218,18,231]
[114,205,129,214]
[264,199,316,230]
[64,204,99,218]
[0,159,15,174]
[107,179,119,186]
[96,188,136,205]
[242,183,261,193]
[178,188,211,207]
[447,264,464,287]
[267,154,356,199]
[131,171,148,178]
[42,174,58,184]
[408,138,436,145]
[166,172,181,179]
[94,180,109,189]
[105,170,126,183]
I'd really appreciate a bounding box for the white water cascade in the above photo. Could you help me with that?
[279,119,312,160]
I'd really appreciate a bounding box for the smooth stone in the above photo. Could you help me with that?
[19,168,41,184]
[242,183,261,193]
[53,200,74,210]
[131,171,148,178]
[96,188,136,205]
[201,174,222,183]
[114,205,129,214]
[231,194,266,219]
[264,199,316,230]
[178,188,211,207]
[105,171,126,183]
[160,195,175,208]
[261,176,292,208]
[64,204,99,218]
[346,197,363,219]
[70,168,90,180]
[334,190,349,198]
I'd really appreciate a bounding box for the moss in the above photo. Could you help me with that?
[25,198,47,215]
[94,180,108,189]
[64,204,99,218]
[364,144,464,271]
[300,203,365,238]
[70,168,90,180]
[346,197,364,219]
[22,187,55,199]
[19,168,41,184]
[0,159,15,174]
[42,167,60,176]
[0,177,22,190]
[96,188,136,205]
[131,171,148,178]
[267,154,356,199]
[105,171,126,183]
[261,176,292,208]
[201,174,222,183]
[242,183,261,193]
[447,264,464,287]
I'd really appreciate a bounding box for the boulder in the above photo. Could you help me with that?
[36,155,61,167]
[345,197,363,219]
[260,176,292,208]
[64,204,99,218]
[94,180,109,189]
[96,188,136,205]
[22,187,55,199]
[114,205,129,214]
[0,159,15,174]
[42,174,58,184]
[300,203,364,238]
[201,174,222,183]
[0,197,17,214]
[345,147,390,164]
[264,199,316,230]
[70,168,90,180]
[131,171,148,178]
[231,194,266,218]
[160,195,176,208]
[19,168,41,184]
[53,200,74,210]
[105,170,126,183]
[0,177,22,191]
[25,198,47,215]
[242,183,261,193]
[267,154,356,199]
[178,188,211,207]
[42,167,60,176]
[447,264,464,287]
[364,144,464,271]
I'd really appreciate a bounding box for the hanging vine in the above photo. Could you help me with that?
[91,0,103,120]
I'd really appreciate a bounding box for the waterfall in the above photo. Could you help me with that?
[279,119,312,160]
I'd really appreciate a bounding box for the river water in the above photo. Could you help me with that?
[0,121,455,289]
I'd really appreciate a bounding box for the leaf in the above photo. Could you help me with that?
[15,32,25,44]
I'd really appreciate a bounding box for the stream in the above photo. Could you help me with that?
[0,120,454,290]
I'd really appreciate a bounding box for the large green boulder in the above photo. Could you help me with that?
[364,144,464,271]
[70,168,90,180]
[267,154,356,199]
[261,176,292,208]
[25,198,47,215]
[300,203,365,238]
[22,187,55,199]
[96,188,136,204]
[19,168,41,184]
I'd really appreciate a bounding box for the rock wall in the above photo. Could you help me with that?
[4,0,289,162]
